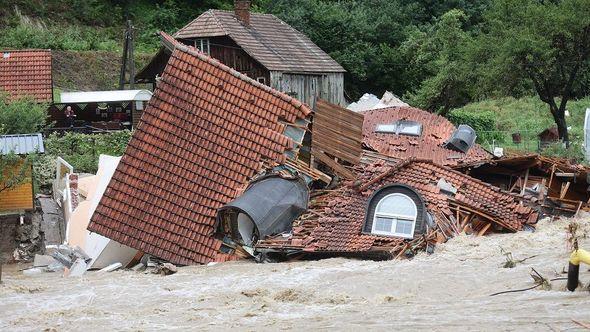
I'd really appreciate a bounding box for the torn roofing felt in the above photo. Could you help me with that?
[257,155,538,257]
[362,106,491,166]
[216,174,309,246]
[87,32,311,265]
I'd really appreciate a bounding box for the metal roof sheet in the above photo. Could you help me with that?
[60,90,153,104]
[0,133,45,155]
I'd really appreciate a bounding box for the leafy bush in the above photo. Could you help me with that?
[447,108,501,143]
[0,94,49,135]
[541,141,586,164]
[33,154,57,190]
[44,130,132,174]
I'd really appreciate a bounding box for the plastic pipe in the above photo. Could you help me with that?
[567,248,590,291]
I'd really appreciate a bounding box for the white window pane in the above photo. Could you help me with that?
[374,217,393,232]
[376,124,397,132]
[395,219,414,235]
[376,120,422,136]
[376,194,417,217]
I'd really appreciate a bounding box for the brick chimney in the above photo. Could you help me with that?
[234,0,251,26]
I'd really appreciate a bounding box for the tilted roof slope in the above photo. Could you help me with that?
[174,10,345,73]
[362,106,491,166]
[0,49,52,102]
[87,33,311,265]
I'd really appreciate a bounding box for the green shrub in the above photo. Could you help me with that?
[0,94,49,135]
[44,130,132,173]
[447,108,501,143]
[541,141,586,164]
[33,154,57,190]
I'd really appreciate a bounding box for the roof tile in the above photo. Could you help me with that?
[87,34,311,265]
[0,49,52,102]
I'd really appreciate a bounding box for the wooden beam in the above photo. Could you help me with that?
[478,223,492,236]
[560,182,571,199]
[520,168,529,195]
[547,164,556,189]
[575,201,583,216]
[311,149,355,180]
[555,172,575,178]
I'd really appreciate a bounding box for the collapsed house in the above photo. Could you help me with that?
[234,156,538,260]
[361,106,491,166]
[87,32,319,265]
[216,104,539,260]
[455,154,590,216]
[85,31,554,265]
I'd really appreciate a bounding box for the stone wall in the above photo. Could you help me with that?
[0,214,19,263]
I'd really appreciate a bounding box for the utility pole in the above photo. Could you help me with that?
[119,20,136,90]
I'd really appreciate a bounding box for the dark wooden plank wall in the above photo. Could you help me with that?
[312,99,364,165]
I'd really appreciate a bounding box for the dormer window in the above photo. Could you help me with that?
[372,193,417,238]
[376,120,422,136]
[363,184,427,240]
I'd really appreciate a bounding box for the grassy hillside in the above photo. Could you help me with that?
[451,96,590,159]
[0,0,233,53]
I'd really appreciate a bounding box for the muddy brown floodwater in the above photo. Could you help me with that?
[1,216,590,331]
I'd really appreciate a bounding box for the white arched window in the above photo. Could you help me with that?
[371,193,417,238]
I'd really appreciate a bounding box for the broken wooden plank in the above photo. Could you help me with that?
[560,181,571,199]
[520,168,529,196]
[478,223,492,236]
[311,149,356,180]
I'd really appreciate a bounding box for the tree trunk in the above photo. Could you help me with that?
[549,102,569,145]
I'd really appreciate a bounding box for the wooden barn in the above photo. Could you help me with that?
[137,0,346,108]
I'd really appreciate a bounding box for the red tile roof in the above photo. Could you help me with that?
[257,156,537,255]
[362,107,491,166]
[0,49,52,103]
[87,33,311,265]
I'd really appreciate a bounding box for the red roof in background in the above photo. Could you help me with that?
[0,49,52,103]
[362,107,491,166]
[87,32,311,265]
[258,156,537,254]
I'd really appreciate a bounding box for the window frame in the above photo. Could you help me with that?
[371,193,417,238]
[194,38,210,55]
[376,120,422,136]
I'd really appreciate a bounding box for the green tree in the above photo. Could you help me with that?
[402,9,474,114]
[0,94,49,135]
[0,153,36,195]
[475,0,590,144]
[0,94,47,194]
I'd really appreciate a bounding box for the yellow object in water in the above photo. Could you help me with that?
[569,248,590,266]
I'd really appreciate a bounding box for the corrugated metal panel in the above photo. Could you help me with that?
[0,133,45,155]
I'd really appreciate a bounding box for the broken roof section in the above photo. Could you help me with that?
[257,155,538,258]
[0,49,53,103]
[362,106,491,166]
[87,32,311,265]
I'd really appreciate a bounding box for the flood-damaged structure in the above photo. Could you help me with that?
[81,32,553,265]
[87,32,315,265]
